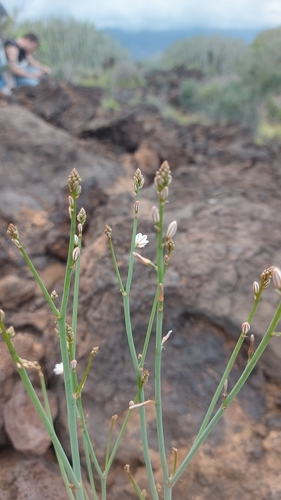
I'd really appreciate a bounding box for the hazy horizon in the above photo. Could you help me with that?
[4,0,281,32]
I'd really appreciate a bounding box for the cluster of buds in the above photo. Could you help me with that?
[260,266,275,290]
[68,169,82,199]
[133,168,144,195]
[140,369,149,387]
[77,207,87,229]
[66,323,74,345]
[7,223,21,249]
[154,161,172,195]
[104,225,112,240]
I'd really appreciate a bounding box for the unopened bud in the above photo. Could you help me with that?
[50,290,58,300]
[74,235,79,246]
[241,322,250,335]
[222,379,228,399]
[7,223,19,240]
[111,414,118,425]
[252,281,260,297]
[104,225,112,239]
[0,309,5,322]
[159,186,169,201]
[133,168,144,194]
[7,325,15,338]
[68,196,74,208]
[248,334,255,360]
[71,359,77,370]
[132,252,152,266]
[134,200,140,215]
[151,206,160,224]
[166,221,177,239]
[77,223,83,236]
[72,247,80,263]
[273,266,281,291]
[68,206,73,219]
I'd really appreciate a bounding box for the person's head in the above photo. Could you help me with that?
[18,33,40,54]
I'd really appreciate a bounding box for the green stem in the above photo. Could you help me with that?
[139,387,159,500]
[39,370,76,500]
[58,201,84,500]
[154,200,169,492]
[169,296,281,486]
[17,245,60,317]
[108,237,125,294]
[71,234,82,360]
[139,290,158,368]
[101,478,107,500]
[194,290,263,441]
[0,324,80,490]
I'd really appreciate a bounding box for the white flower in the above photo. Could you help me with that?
[53,362,64,375]
[135,233,149,248]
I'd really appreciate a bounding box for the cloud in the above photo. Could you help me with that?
[6,0,281,30]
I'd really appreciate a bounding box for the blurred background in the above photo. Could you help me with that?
[2,0,281,142]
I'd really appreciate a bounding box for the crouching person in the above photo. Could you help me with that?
[4,33,51,88]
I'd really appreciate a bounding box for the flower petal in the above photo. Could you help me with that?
[135,233,149,248]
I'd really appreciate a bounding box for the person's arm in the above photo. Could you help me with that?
[26,53,51,74]
[5,45,43,78]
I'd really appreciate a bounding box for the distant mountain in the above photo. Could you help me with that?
[104,27,267,60]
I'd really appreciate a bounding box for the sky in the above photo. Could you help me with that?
[4,0,281,31]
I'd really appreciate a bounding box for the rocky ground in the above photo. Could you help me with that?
[1,78,281,499]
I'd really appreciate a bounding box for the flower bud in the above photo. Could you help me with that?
[133,252,151,266]
[71,359,77,370]
[0,309,5,322]
[166,221,177,239]
[7,223,19,240]
[72,247,80,263]
[252,281,259,297]
[273,266,281,291]
[159,186,169,201]
[104,225,112,239]
[68,196,74,208]
[74,235,79,247]
[241,322,250,335]
[7,326,15,338]
[151,206,160,224]
[50,290,58,300]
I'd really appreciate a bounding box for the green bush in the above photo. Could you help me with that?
[161,35,249,76]
[179,79,200,110]
[14,17,128,83]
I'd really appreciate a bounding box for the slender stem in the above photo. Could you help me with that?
[139,387,159,500]
[139,290,158,368]
[0,323,80,490]
[192,288,263,445]
[126,195,140,296]
[104,404,134,476]
[123,295,139,374]
[17,245,60,317]
[39,369,76,500]
[76,397,103,478]
[72,234,82,360]
[170,296,281,486]
[101,478,107,500]
[58,201,84,500]
[107,237,125,294]
[154,199,169,495]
